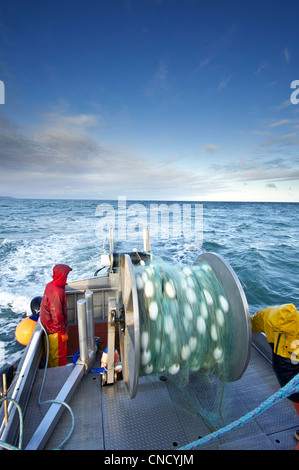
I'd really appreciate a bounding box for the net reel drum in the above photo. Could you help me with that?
[118,251,251,399]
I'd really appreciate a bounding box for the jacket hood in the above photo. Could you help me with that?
[267,303,299,337]
[52,264,72,287]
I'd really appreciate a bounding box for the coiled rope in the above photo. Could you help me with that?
[0,398,23,450]
[0,320,75,450]
[179,372,299,450]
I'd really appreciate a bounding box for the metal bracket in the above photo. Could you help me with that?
[105,297,117,385]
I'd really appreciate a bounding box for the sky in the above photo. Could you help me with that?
[0,0,299,202]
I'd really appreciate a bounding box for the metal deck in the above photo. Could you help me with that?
[20,344,298,451]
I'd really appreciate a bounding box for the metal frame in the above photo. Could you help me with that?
[106,298,117,384]
[118,254,140,398]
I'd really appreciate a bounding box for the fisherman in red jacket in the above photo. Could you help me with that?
[40,264,72,367]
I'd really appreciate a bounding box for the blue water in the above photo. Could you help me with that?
[0,198,298,365]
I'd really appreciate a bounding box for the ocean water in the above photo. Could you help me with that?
[0,198,298,365]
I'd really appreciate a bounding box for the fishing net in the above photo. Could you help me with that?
[133,256,236,430]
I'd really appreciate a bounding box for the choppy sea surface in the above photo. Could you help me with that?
[0,198,298,365]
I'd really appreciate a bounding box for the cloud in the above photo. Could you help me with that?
[0,111,225,199]
[268,119,293,128]
[218,74,233,91]
[0,112,105,174]
[283,47,291,63]
[254,60,269,76]
[272,100,293,111]
[145,59,169,96]
[203,144,220,153]
[263,158,289,169]
[44,113,99,128]
[238,157,257,169]
[1,109,298,201]
[196,55,212,71]
[259,133,299,148]
[211,153,298,186]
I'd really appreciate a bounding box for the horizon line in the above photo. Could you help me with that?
[0,195,298,204]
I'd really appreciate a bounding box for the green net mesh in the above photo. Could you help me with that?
[133,256,236,430]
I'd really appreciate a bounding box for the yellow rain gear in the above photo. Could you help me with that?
[251,304,299,361]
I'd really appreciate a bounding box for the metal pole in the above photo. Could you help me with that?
[2,373,8,427]
[109,227,114,253]
[85,290,95,352]
[143,227,150,252]
[109,227,114,273]
[77,299,88,365]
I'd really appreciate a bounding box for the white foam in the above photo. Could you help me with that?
[0,291,31,315]
[0,234,81,294]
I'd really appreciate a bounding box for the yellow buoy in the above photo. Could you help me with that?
[15,316,37,346]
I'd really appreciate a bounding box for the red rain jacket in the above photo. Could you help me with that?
[40,264,72,335]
